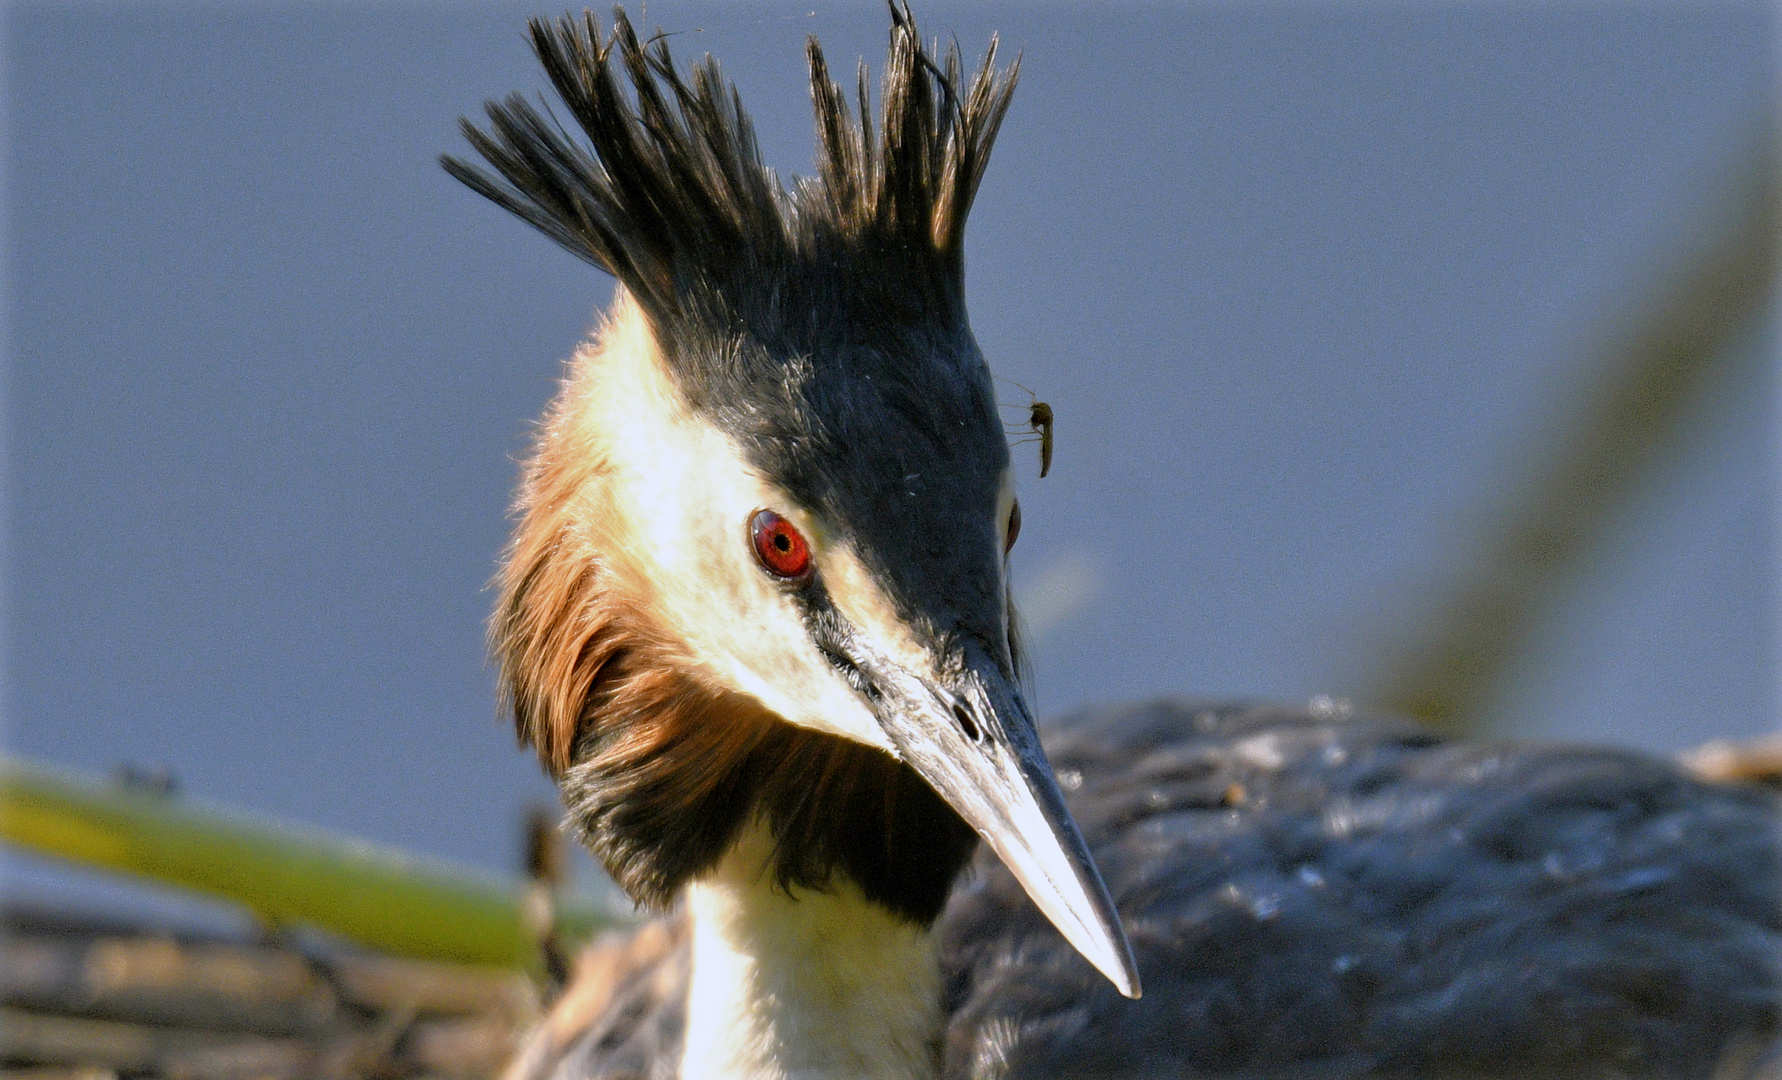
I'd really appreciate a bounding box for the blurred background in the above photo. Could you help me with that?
[2,0,1775,974]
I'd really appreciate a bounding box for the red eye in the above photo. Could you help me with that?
[750,510,812,581]
[1004,500,1021,553]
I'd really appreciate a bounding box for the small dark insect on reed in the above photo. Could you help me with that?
[999,379,1054,478]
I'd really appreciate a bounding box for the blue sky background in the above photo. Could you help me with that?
[4,2,1774,889]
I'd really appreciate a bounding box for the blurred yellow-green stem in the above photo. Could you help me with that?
[1373,134,1780,731]
[0,756,611,968]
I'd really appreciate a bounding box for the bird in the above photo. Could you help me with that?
[442,8,1781,1079]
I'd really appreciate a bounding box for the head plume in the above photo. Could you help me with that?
[451,7,1020,921]
[443,3,1019,343]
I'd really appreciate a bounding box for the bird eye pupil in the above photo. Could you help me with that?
[750,510,812,581]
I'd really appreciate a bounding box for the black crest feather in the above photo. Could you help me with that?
[443,3,1018,338]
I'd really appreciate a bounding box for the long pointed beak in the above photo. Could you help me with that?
[836,633,1141,999]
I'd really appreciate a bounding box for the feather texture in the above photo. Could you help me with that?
[513,701,1781,1079]
[444,4,1016,343]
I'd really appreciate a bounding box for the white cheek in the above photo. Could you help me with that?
[593,335,890,752]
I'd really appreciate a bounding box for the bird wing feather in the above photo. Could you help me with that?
[527,701,1782,1079]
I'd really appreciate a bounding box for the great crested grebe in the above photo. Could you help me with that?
[444,8,1781,1078]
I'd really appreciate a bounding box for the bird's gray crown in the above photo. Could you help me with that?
[443,3,1017,361]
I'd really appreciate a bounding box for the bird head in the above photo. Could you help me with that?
[446,6,1139,999]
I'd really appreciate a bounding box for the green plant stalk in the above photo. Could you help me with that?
[1,756,610,968]
[1373,135,1780,731]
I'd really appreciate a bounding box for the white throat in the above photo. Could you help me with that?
[680,824,944,1080]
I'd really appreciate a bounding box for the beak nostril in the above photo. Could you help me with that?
[952,702,982,742]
